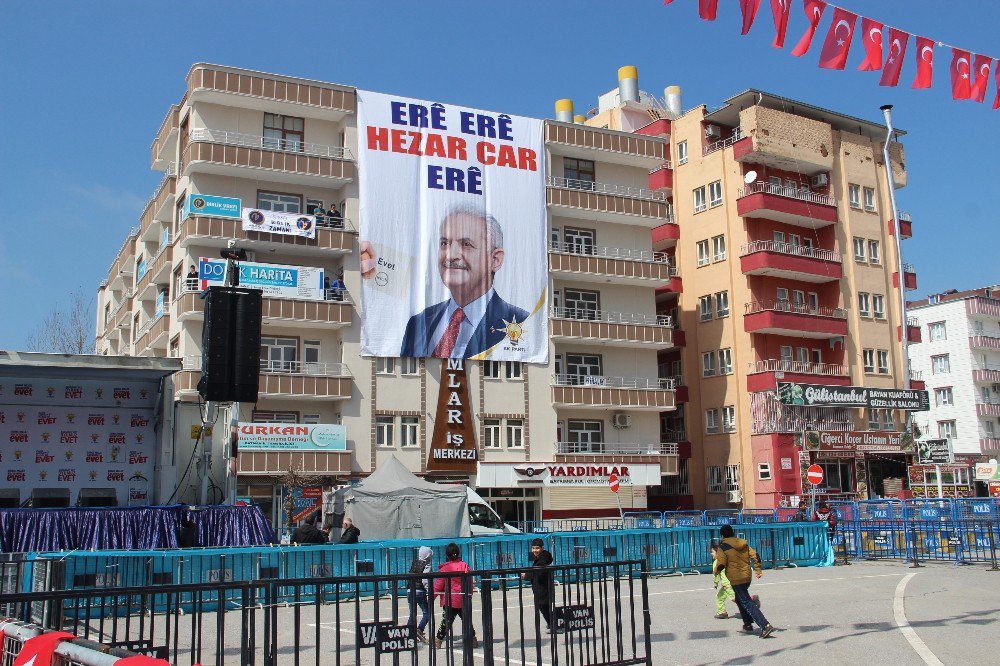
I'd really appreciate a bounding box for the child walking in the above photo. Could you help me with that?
[711,543,736,618]
[433,543,480,649]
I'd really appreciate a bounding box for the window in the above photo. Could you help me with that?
[858,292,871,317]
[722,406,736,433]
[564,227,596,254]
[565,353,602,379]
[702,352,717,377]
[693,186,707,213]
[716,291,730,317]
[400,417,419,447]
[400,357,419,375]
[797,347,809,364]
[567,420,603,452]
[303,340,321,371]
[938,420,957,440]
[712,235,727,261]
[302,413,321,424]
[877,350,890,374]
[863,186,876,212]
[793,290,805,308]
[263,113,304,151]
[564,288,599,318]
[810,349,823,364]
[863,349,875,373]
[725,465,741,492]
[931,354,950,374]
[705,409,720,434]
[697,240,711,266]
[505,362,523,380]
[563,158,596,185]
[375,357,395,375]
[773,230,786,246]
[873,294,886,319]
[699,295,713,322]
[849,183,861,208]
[506,419,524,448]
[718,348,733,375]
[868,409,894,430]
[929,322,947,341]
[661,459,691,495]
[853,237,866,262]
[935,387,954,407]
[776,287,790,305]
[260,336,297,372]
[484,419,502,448]
[168,336,179,358]
[757,463,772,481]
[252,411,297,424]
[780,345,793,362]
[868,240,881,265]
[482,361,501,379]
[677,140,688,165]
[375,416,394,447]
[257,191,302,213]
[708,180,723,207]
[707,466,724,493]
[306,198,325,216]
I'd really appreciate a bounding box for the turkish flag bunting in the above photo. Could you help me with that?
[818,7,857,70]
[950,49,973,100]
[699,0,719,20]
[970,54,992,103]
[13,632,76,666]
[994,65,1000,109]
[912,36,934,89]
[791,0,827,57]
[857,17,884,71]
[879,28,909,86]
[770,0,792,48]
[739,0,762,35]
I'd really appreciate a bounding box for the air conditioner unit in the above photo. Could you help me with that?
[704,124,722,139]
[811,173,830,187]
[612,413,632,429]
[726,490,743,504]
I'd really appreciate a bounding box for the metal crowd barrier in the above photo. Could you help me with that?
[0,619,146,666]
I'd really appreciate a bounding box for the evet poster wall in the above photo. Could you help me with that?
[357,90,547,363]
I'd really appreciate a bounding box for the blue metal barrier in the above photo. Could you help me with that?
[623,511,663,529]
[662,511,703,527]
[703,509,741,526]
[742,509,777,524]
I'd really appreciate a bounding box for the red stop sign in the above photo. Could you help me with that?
[609,473,620,493]
[807,464,824,485]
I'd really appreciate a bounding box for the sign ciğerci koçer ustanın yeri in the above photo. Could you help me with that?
[357,91,547,363]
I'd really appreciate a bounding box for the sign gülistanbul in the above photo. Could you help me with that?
[777,382,929,411]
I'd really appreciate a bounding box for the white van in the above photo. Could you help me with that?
[467,487,521,536]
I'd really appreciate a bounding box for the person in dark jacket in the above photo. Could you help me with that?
[814,502,838,540]
[291,517,329,545]
[178,517,197,548]
[713,524,774,638]
[338,517,360,544]
[522,538,555,631]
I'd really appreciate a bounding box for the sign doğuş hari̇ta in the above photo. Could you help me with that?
[428,360,477,473]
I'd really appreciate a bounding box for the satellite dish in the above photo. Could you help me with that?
[744,170,758,184]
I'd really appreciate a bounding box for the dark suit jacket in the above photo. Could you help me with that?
[400,292,530,358]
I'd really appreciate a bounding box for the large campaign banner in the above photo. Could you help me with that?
[357,91,547,363]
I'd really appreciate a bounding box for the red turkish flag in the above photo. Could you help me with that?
[950,49,972,100]
[818,7,857,70]
[857,17,884,71]
[740,0,762,34]
[791,0,827,57]
[115,657,172,666]
[994,66,1000,109]
[699,0,719,20]
[970,55,992,103]
[879,28,909,87]
[770,0,792,48]
[912,36,934,89]
[13,632,76,666]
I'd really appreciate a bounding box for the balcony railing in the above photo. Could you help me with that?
[164,162,177,177]
[703,128,744,156]
[315,216,355,231]
[552,374,675,390]
[550,307,671,327]
[902,262,915,273]
[134,313,165,342]
[188,128,354,161]
[906,316,919,327]
[909,369,923,381]
[649,161,673,173]
[737,181,836,207]
[546,176,666,202]
[898,211,912,222]
[181,356,350,378]
[745,299,847,319]
[549,241,670,264]
[108,227,140,275]
[748,359,848,376]
[739,240,841,263]
[661,429,687,443]
[555,441,679,456]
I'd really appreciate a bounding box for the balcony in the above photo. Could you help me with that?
[175,280,353,329]
[909,370,925,391]
[176,357,353,401]
[184,128,355,188]
[139,174,176,240]
[703,128,746,157]
[888,211,912,239]
[739,241,842,283]
[134,313,170,354]
[973,363,1000,384]
[892,264,917,291]
[549,308,673,349]
[135,245,172,301]
[549,242,674,286]
[898,317,921,343]
[660,429,688,444]
[976,401,1000,418]
[737,181,838,229]
[980,432,1000,452]
[746,359,850,392]
[648,161,673,195]
[551,375,676,411]
[555,441,678,467]
[732,105,834,175]
[544,120,666,168]
[151,104,180,168]
[744,299,848,339]
[970,335,1000,351]
[545,176,673,226]
[967,297,1000,318]
[106,228,139,291]
[176,215,356,256]
[651,219,680,251]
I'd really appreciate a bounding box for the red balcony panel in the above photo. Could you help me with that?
[652,221,680,251]
[889,218,912,239]
[675,385,689,403]
[676,441,691,458]
[634,119,671,137]
[910,379,925,391]
[898,325,922,343]
[747,370,851,392]
[648,165,673,192]
[656,277,683,295]
[892,271,918,291]
[740,250,842,283]
[737,193,838,229]
[744,306,849,339]
[672,329,686,347]
[732,136,753,161]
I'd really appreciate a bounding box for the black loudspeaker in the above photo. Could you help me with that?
[198,286,262,403]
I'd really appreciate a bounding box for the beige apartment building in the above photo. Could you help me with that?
[94,64,680,528]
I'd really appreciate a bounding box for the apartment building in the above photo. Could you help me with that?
[94,64,680,528]
[908,286,1000,495]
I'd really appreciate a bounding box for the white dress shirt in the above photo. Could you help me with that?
[429,289,494,357]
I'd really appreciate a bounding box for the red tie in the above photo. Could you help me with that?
[433,308,465,358]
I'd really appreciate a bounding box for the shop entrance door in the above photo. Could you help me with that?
[482,488,540,527]
[866,454,909,499]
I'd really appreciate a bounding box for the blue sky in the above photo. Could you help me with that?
[0,0,996,349]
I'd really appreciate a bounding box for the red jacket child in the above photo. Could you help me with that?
[433,557,471,609]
